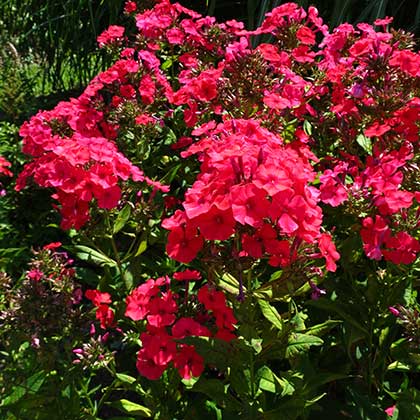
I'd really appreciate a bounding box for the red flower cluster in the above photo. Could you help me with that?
[125,276,236,380]
[85,289,116,330]
[97,25,125,48]
[18,0,420,277]
[16,76,167,229]
[163,119,339,272]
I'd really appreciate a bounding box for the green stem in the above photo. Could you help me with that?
[367,314,374,397]
[121,235,139,263]
[248,294,258,416]
[97,379,117,411]
[105,212,129,289]
[250,348,255,400]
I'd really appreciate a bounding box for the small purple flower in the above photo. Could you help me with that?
[309,280,326,300]
[349,83,364,99]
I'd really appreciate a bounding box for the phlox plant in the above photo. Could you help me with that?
[2,0,420,418]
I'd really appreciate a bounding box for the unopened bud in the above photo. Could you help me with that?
[389,306,400,317]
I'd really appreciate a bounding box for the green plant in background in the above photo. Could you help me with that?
[0,0,126,94]
[0,44,37,123]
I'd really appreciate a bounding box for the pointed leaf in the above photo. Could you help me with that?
[258,300,283,331]
[387,361,411,372]
[134,240,148,257]
[303,120,312,136]
[115,373,136,385]
[219,272,242,295]
[307,299,369,336]
[110,399,152,417]
[72,245,117,268]
[113,204,132,234]
[26,370,46,393]
[258,367,276,393]
[286,333,323,358]
[0,386,26,407]
[257,366,295,396]
[192,378,242,410]
[304,319,342,337]
[357,134,372,154]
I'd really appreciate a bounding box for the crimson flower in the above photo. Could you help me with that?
[318,233,340,272]
[85,289,112,307]
[173,345,204,380]
[96,304,116,329]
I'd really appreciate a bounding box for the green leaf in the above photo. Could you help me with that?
[72,245,117,268]
[205,400,222,420]
[230,367,251,396]
[115,373,136,385]
[397,388,420,419]
[304,393,327,407]
[303,120,312,136]
[134,240,148,257]
[218,272,242,296]
[110,399,152,417]
[304,320,342,337]
[307,299,369,336]
[286,333,323,358]
[192,378,242,411]
[347,388,387,419]
[258,300,283,331]
[113,204,132,234]
[164,128,177,145]
[253,273,308,301]
[0,371,46,407]
[387,361,411,372]
[181,336,231,370]
[259,375,275,393]
[278,376,296,397]
[306,372,348,392]
[250,338,263,354]
[161,58,173,70]
[26,370,46,393]
[257,366,294,395]
[357,134,372,154]
[0,385,26,407]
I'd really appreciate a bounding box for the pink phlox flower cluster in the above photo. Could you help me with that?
[125,277,236,380]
